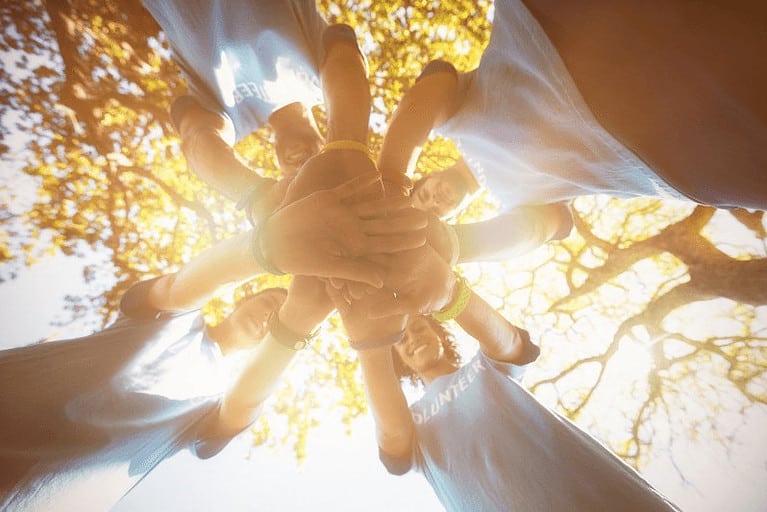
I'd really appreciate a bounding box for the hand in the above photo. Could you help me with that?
[365,244,457,319]
[382,172,413,198]
[327,282,407,349]
[260,173,429,287]
[327,205,430,301]
[278,275,334,336]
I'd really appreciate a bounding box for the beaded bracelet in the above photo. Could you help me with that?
[251,221,285,276]
[431,276,471,322]
[319,140,376,165]
[267,311,320,350]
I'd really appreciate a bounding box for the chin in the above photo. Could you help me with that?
[413,352,441,373]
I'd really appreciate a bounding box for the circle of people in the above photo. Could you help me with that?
[3,0,765,510]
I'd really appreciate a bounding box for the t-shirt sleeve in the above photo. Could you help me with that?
[118,277,164,321]
[483,353,528,382]
[481,327,540,382]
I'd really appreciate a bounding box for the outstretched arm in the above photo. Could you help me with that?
[172,97,277,206]
[320,24,370,145]
[216,332,298,433]
[453,288,539,365]
[146,230,263,312]
[452,202,573,263]
[328,287,415,470]
[377,60,465,192]
[358,347,415,469]
[216,281,327,434]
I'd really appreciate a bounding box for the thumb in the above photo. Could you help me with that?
[331,172,381,201]
[325,283,351,316]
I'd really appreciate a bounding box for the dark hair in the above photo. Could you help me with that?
[391,316,462,386]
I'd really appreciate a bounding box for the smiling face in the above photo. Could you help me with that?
[226,287,288,347]
[394,315,447,374]
[411,173,462,219]
[270,103,324,177]
[274,129,323,177]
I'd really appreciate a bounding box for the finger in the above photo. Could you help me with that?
[351,196,416,218]
[342,285,354,304]
[361,214,429,235]
[382,172,413,191]
[325,282,350,315]
[346,281,376,300]
[307,257,386,288]
[359,231,427,254]
[328,277,358,302]
[329,172,382,201]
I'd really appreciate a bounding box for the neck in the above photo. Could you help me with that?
[206,321,235,356]
[420,359,460,386]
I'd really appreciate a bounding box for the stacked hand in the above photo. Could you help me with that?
[259,172,429,287]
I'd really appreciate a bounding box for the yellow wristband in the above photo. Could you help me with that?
[320,140,375,165]
[432,276,471,323]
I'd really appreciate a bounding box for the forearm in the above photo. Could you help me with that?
[182,130,271,202]
[455,291,525,363]
[358,347,414,457]
[321,25,369,143]
[217,284,329,431]
[217,335,296,432]
[377,63,458,185]
[148,230,262,311]
[454,203,573,263]
[174,99,269,202]
[277,276,334,336]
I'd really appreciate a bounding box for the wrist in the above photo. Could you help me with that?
[350,328,406,351]
[251,220,285,275]
[432,275,471,322]
[237,178,271,227]
[267,310,319,351]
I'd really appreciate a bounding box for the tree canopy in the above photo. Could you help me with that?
[1,0,765,480]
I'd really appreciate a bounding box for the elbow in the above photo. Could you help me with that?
[377,427,414,462]
[549,203,573,240]
[416,59,457,83]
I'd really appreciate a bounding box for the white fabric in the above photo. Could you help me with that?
[438,0,685,211]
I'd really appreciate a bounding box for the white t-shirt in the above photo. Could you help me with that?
[438,0,684,211]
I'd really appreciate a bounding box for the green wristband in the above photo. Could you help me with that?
[432,276,471,323]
